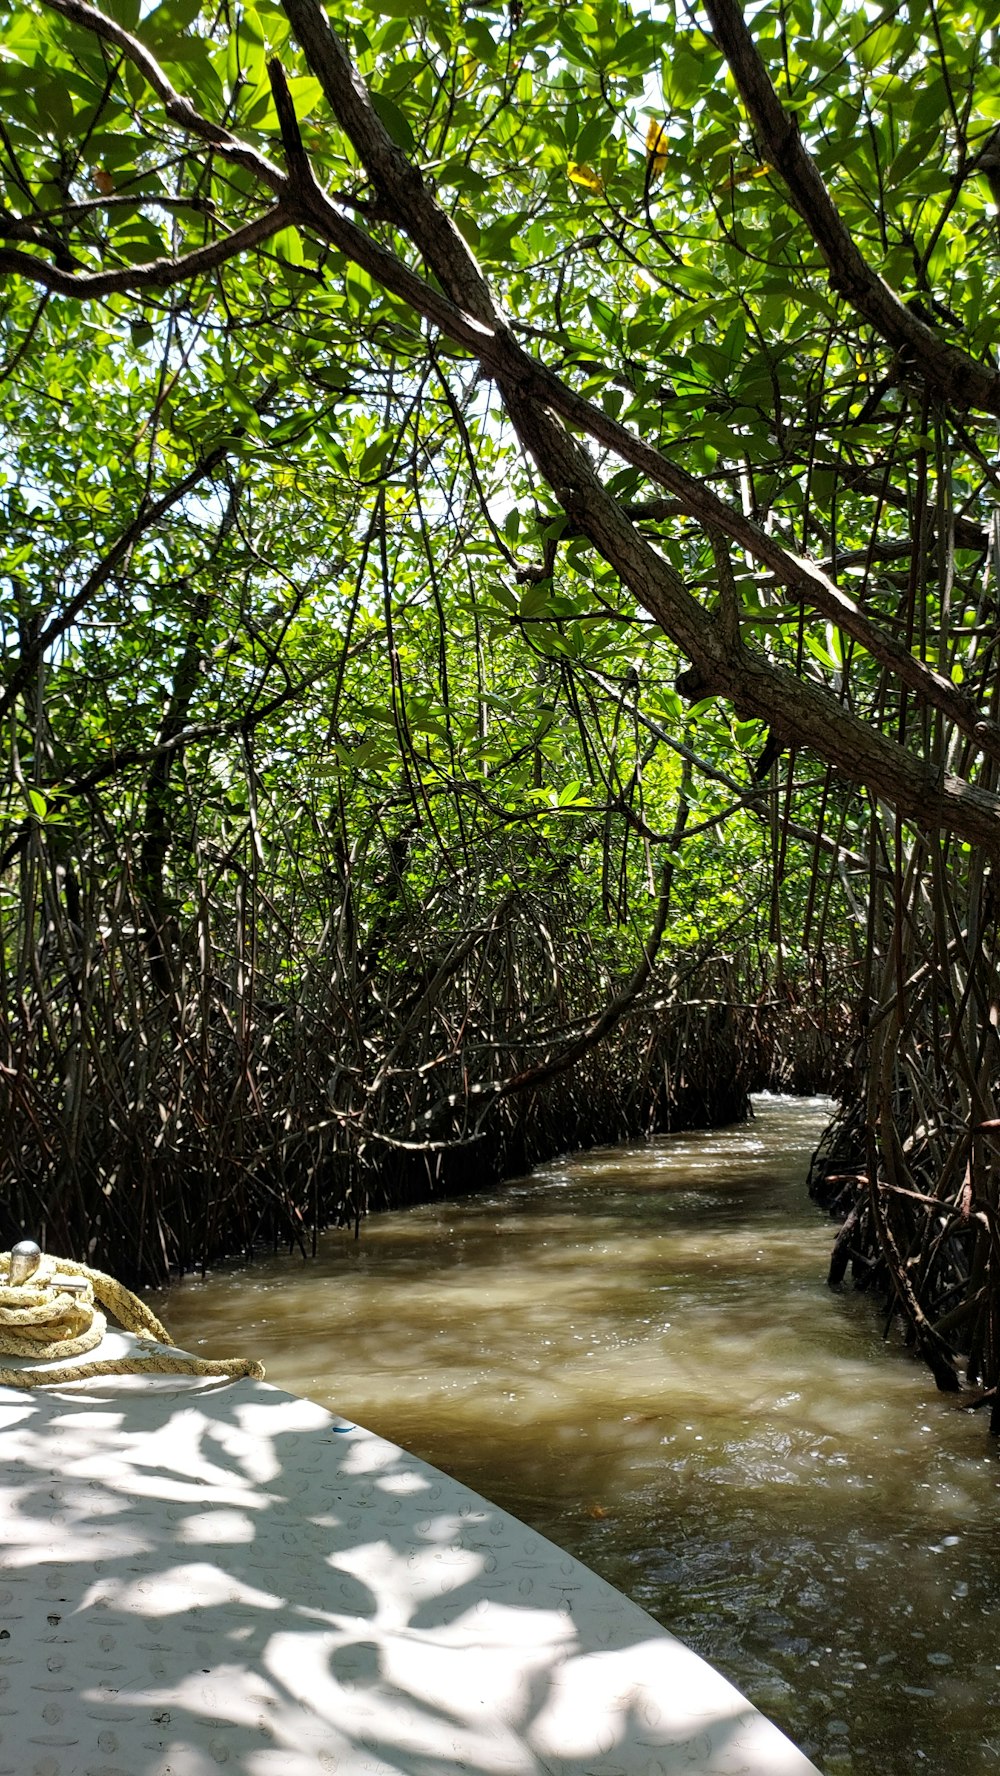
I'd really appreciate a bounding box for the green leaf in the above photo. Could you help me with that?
[359,432,395,476]
[371,89,415,152]
[519,582,553,620]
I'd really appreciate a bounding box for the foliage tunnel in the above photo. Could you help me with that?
[0,0,999,1419]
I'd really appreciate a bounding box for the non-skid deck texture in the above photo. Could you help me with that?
[0,1350,819,1776]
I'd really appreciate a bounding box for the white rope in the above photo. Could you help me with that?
[0,1250,264,1388]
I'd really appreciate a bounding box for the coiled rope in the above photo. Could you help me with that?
[0,1250,264,1388]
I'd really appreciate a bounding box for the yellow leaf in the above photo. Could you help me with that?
[714,161,773,197]
[645,117,668,181]
[568,161,604,193]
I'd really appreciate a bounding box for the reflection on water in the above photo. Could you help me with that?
[163,1096,1000,1776]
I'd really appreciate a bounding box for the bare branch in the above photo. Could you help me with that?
[0,205,299,299]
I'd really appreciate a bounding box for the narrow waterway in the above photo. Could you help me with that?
[163,1096,1000,1776]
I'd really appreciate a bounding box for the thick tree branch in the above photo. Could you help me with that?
[703,0,1000,418]
[267,57,311,180]
[506,389,1000,848]
[282,0,500,323]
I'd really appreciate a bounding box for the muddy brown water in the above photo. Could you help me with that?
[162,1095,1000,1776]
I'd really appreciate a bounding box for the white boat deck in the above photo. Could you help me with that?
[0,1333,821,1776]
